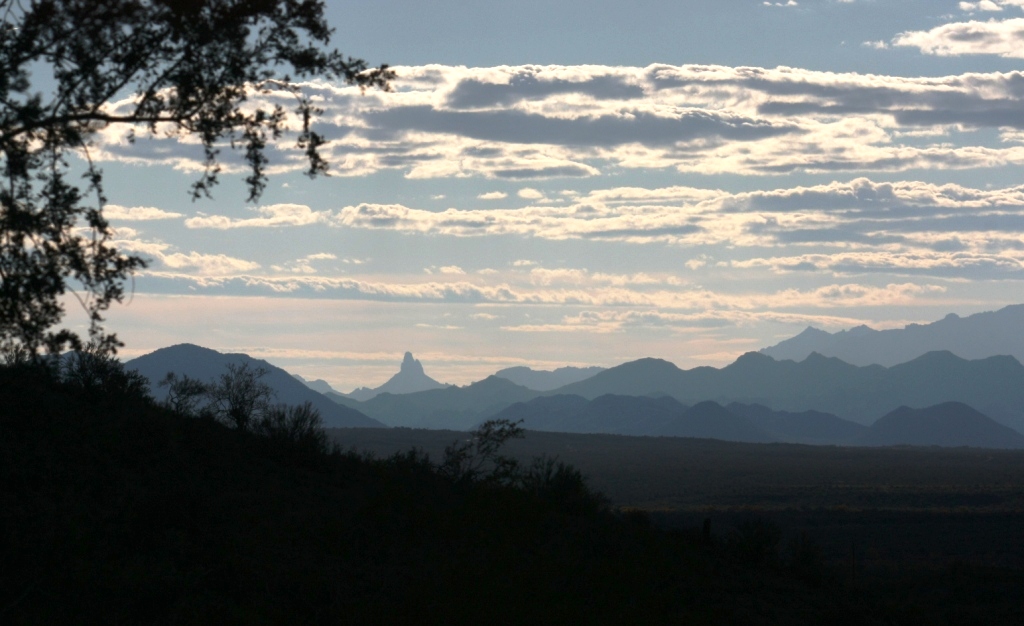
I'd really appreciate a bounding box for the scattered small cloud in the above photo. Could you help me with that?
[478,191,508,200]
[517,188,545,200]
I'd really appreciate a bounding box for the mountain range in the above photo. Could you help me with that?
[330,375,537,431]
[320,348,1024,439]
[121,300,1024,448]
[126,344,382,429]
[761,304,1024,367]
[485,396,1024,448]
[548,350,1024,432]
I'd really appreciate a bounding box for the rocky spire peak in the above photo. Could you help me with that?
[400,352,425,376]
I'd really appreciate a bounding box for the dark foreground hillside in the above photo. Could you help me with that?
[3,365,1022,624]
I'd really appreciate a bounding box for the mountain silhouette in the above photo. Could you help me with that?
[494,365,605,391]
[292,374,338,395]
[492,394,686,436]
[344,352,446,401]
[126,344,382,428]
[761,304,1024,366]
[656,401,773,443]
[489,396,770,443]
[727,403,867,445]
[333,375,538,430]
[548,350,1024,432]
[859,402,1024,448]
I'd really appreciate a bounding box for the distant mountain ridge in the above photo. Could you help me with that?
[293,374,338,395]
[484,395,1019,448]
[327,349,1024,434]
[493,365,605,391]
[126,344,382,429]
[761,304,1024,366]
[331,375,537,430]
[860,402,1024,449]
[344,352,446,401]
[487,394,774,442]
[547,350,1024,432]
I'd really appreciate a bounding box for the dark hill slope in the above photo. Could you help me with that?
[860,402,1024,448]
[2,365,884,624]
[126,344,381,428]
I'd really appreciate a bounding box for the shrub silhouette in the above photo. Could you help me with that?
[159,371,211,418]
[256,401,329,456]
[438,418,525,485]
[60,350,151,403]
[206,363,276,431]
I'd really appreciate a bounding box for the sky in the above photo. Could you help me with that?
[84,0,1024,389]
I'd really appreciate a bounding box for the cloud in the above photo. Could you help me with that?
[445,71,644,109]
[83,64,1024,179]
[160,252,261,276]
[959,1,1004,10]
[104,205,183,221]
[478,191,508,200]
[170,177,1024,279]
[112,233,261,277]
[184,204,325,229]
[891,18,1024,58]
[517,188,545,200]
[271,253,338,274]
[364,105,799,149]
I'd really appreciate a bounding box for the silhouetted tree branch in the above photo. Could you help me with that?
[0,0,392,357]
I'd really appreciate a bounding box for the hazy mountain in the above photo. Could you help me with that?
[492,394,685,436]
[489,395,772,443]
[493,365,606,391]
[345,352,446,401]
[727,403,867,445]
[760,304,1024,366]
[657,401,773,443]
[126,344,383,428]
[859,402,1024,449]
[332,375,539,430]
[292,374,338,396]
[549,350,1024,432]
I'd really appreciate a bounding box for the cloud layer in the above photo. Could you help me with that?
[89,63,1024,179]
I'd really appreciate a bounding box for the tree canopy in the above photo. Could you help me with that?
[0,0,392,358]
